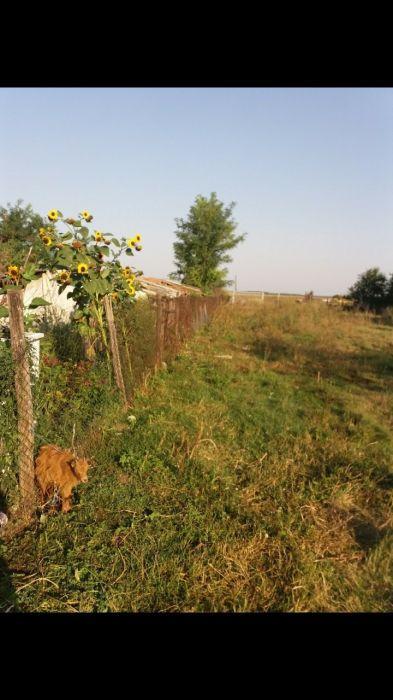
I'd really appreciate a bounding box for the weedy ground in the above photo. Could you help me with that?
[1,299,392,611]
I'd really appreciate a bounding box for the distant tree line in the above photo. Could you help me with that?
[348,268,393,312]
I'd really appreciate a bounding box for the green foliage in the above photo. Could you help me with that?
[0,200,45,268]
[1,206,145,360]
[385,273,393,307]
[115,299,157,398]
[170,193,246,293]
[348,267,389,312]
[51,323,86,363]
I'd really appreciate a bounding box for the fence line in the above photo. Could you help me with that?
[114,293,225,403]
[4,290,226,523]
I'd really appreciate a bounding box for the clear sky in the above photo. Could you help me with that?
[1,87,392,295]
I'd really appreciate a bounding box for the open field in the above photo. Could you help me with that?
[230,291,332,300]
[1,298,392,611]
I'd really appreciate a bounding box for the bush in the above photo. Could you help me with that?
[51,323,86,363]
[348,268,390,312]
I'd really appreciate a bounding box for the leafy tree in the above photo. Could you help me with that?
[170,193,246,293]
[0,200,45,268]
[385,273,393,307]
[348,267,388,311]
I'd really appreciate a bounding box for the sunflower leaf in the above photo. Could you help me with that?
[29,297,51,309]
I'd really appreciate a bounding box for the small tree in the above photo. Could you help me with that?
[170,193,246,293]
[348,268,388,311]
[0,200,45,268]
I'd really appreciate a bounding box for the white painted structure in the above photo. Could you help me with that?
[25,332,44,380]
[23,271,75,322]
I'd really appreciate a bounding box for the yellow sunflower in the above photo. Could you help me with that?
[58,270,71,283]
[126,286,136,296]
[77,263,89,275]
[42,235,52,246]
[122,267,132,278]
[94,231,103,242]
[7,265,19,278]
[39,227,47,237]
[134,234,142,243]
[47,209,59,222]
[81,210,93,222]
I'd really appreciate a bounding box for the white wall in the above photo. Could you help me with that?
[23,272,75,322]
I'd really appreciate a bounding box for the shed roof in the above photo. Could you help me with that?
[139,277,202,297]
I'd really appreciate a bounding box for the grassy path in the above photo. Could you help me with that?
[1,300,392,611]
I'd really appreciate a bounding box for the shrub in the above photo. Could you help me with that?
[348,268,389,312]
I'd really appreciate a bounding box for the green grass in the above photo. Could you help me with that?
[1,299,392,611]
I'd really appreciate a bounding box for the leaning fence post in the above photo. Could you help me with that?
[161,296,169,361]
[155,295,163,369]
[103,295,128,408]
[7,289,36,515]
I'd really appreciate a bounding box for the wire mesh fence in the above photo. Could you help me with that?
[6,290,36,516]
[1,289,227,525]
[114,293,226,404]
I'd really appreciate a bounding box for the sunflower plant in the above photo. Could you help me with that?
[34,209,144,358]
[0,263,51,320]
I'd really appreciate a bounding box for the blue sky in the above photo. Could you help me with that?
[1,87,392,295]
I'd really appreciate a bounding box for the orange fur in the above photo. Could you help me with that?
[35,444,90,513]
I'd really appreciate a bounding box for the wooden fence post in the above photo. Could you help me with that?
[168,297,176,359]
[7,289,36,515]
[161,296,169,361]
[103,295,128,408]
[174,297,180,352]
[155,295,164,369]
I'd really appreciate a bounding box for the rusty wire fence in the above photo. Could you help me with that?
[1,290,226,522]
[2,290,37,519]
[114,294,226,404]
